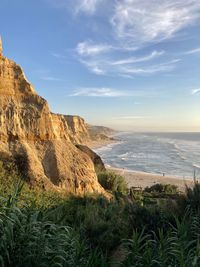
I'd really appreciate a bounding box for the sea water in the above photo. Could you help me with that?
[94,132,200,179]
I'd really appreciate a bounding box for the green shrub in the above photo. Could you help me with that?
[185,181,200,211]
[145,183,178,194]
[129,189,144,205]
[98,171,128,195]
[46,195,131,253]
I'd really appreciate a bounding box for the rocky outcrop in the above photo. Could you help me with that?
[0,39,106,195]
[50,114,90,144]
[87,125,116,141]
[76,144,106,173]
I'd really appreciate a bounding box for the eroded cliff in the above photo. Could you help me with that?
[0,40,106,195]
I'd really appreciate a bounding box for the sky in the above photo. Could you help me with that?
[0,0,200,131]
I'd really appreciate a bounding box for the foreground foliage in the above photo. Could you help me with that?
[0,183,109,267]
[1,160,200,266]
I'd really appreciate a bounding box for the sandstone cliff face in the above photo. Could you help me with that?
[76,144,106,173]
[50,113,90,144]
[0,46,105,195]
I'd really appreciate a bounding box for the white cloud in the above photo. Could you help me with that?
[76,45,167,75]
[185,47,200,54]
[75,0,103,15]
[78,53,180,76]
[51,0,199,77]
[111,0,200,46]
[110,51,165,66]
[79,59,106,74]
[76,41,112,56]
[119,59,181,75]
[191,88,200,95]
[70,87,129,97]
[76,41,138,57]
[75,26,181,77]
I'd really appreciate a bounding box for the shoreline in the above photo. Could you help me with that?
[106,165,194,192]
[89,138,195,192]
[88,139,119,150]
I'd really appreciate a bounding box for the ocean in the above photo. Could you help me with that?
[94,132,200,179]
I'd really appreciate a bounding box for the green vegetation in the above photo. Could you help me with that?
[97,171,128,195]
[1,160,200,266]
[145,183,179,194]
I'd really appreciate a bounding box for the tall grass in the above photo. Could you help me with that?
[1,160,200,266]
[121,212,200,266]
[0,184,109,267]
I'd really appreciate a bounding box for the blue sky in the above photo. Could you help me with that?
[0,0,200,131]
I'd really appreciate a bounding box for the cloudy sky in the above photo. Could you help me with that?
[1,0,200,131]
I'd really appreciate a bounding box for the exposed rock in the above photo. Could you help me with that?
[64,115,90,144]
[87,125,116,141]
[76,144,106,173]
[0,38,106,195]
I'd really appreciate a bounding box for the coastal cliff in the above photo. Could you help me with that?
[0,38,106,195]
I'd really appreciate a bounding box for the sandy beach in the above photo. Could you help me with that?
[106,165,194,192]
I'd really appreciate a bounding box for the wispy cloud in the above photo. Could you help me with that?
[47,0,104,15]
[110,51,165,66]
[76,41,113,56]
[185,47,200,55]
[111,0,200,46]
[70,87,130,97]
[119,59,181,75]
[51,53,67,59]
[76,42,164,76]
[77,50,180,76]
[76,41,171,78]
[113,116,151,120]
[70,87,160,98]
[191,88,200,95]
[79,59,106,75]
[75,0,103,15]
[41,76,64,81]
[49,0,200,77]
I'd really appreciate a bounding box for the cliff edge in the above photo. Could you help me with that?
[0,38,106,195]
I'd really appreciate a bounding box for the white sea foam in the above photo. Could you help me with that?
[121,157,128,161]
[96,132,200,178]
[176,152,187,161]
[117,152,130,158]
[193,164,200,170]
[94,141,123,153]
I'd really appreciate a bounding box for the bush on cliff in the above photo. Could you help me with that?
[97,171,128,195]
